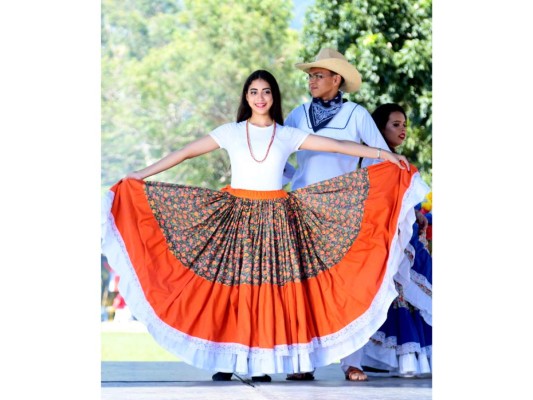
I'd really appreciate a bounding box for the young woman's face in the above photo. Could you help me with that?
[246,79,273,117]
[382,111,407,149]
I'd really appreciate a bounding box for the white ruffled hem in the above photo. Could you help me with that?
[393,218,432,325]
[362,340,432,377]
[403,271,432,325]
[100,173,429,375]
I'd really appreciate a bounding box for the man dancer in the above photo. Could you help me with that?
[284,48,390,382]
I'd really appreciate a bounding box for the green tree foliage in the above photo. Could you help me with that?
[101,0,302,193]
[299,0,432,184]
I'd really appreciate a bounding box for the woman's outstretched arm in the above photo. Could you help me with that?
[300,134,410,170]
[125,135,220,180]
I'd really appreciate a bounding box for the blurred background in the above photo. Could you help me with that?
[101,0,432,194]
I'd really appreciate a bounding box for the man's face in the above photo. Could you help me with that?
[307,67,341,100]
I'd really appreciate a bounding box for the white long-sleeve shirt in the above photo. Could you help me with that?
[284,101,390,190]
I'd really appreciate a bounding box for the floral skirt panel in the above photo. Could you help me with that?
[101,162,429,375]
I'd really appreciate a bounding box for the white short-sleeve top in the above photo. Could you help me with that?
[209,121,309,191]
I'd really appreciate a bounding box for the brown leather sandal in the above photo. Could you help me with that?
[345,366,368,381]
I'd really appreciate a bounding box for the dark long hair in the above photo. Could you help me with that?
[371,103,407,153]
[236,70,284,125]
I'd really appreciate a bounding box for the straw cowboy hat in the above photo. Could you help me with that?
[295,48,362,93]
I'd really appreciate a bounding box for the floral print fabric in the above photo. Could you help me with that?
[146,169,370,286]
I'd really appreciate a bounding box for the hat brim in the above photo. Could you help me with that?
[295,59,362,93]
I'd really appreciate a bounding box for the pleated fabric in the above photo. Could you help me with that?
[101,162,429,375]
[362,222,433,377]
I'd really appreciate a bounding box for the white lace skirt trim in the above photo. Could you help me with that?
[362,339,432,377]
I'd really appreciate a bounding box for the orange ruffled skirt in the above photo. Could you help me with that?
[101,162,429,375]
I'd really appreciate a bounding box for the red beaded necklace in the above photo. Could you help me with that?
[246,119,276,163]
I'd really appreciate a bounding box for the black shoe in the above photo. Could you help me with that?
[251,374,272,382]
[212,372,233,381]
[286,372,315,381]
